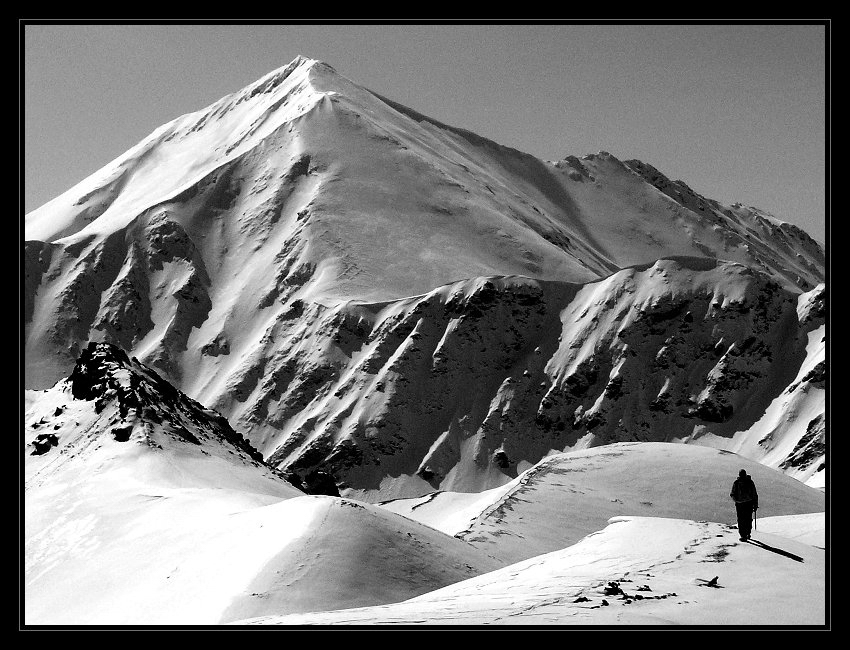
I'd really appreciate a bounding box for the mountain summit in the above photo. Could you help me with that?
[25,57,825,500]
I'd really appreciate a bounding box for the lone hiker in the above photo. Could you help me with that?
[730,469,759,541]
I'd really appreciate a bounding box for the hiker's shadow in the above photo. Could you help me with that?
[746,538,804,563]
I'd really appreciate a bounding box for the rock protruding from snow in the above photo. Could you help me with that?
[25,342,267,476]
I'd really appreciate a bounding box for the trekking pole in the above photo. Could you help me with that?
[753,507,757,531]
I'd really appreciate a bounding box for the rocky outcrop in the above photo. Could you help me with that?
[29,342,266,465]
[211,259,820,500]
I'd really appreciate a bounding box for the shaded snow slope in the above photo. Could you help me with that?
[24,344,501,624]
[237,515,825,625]
[216,496,501,623]
[381,442,825,564]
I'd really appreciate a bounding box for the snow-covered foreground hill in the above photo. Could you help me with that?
[25,355,824,626]
[24,56,826,499]
[23,344,502,625]
[381,442,825,564]
[237,515,825,626]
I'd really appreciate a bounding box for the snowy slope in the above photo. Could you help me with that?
[22,54,828,629]
[24,344,502,624]
[25,491,502,625]
[237,514,825,626]
[24,56,823,419]
[755,512,825,548]
[380,442,825,564]
[24,346,825,625]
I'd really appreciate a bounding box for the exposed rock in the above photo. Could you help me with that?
[67,342,264,461]
[30,433,59,455]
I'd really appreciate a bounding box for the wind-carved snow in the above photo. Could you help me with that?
[382,442,824,563]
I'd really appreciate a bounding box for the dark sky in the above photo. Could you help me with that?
[23,23,827,241]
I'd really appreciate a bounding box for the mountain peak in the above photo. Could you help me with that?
[247,54,331,90]
[289,53,317,67]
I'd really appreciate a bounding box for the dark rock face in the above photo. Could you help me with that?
[799,286,826,325]
[282,469,341,497]
[781,414,825,471]
[240,263,821,498]
[67,342,264,462]
[34,258,822,500]
[68,341,133,400]
[800,361,825,388]
[30,433,59,455]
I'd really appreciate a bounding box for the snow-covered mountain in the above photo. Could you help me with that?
[24,58,825,503]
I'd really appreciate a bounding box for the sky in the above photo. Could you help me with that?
[23,22,827,242]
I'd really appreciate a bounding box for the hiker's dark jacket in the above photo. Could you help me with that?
[730,476,759,509]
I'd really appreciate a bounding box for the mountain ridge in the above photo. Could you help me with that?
[24,56,826,500]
